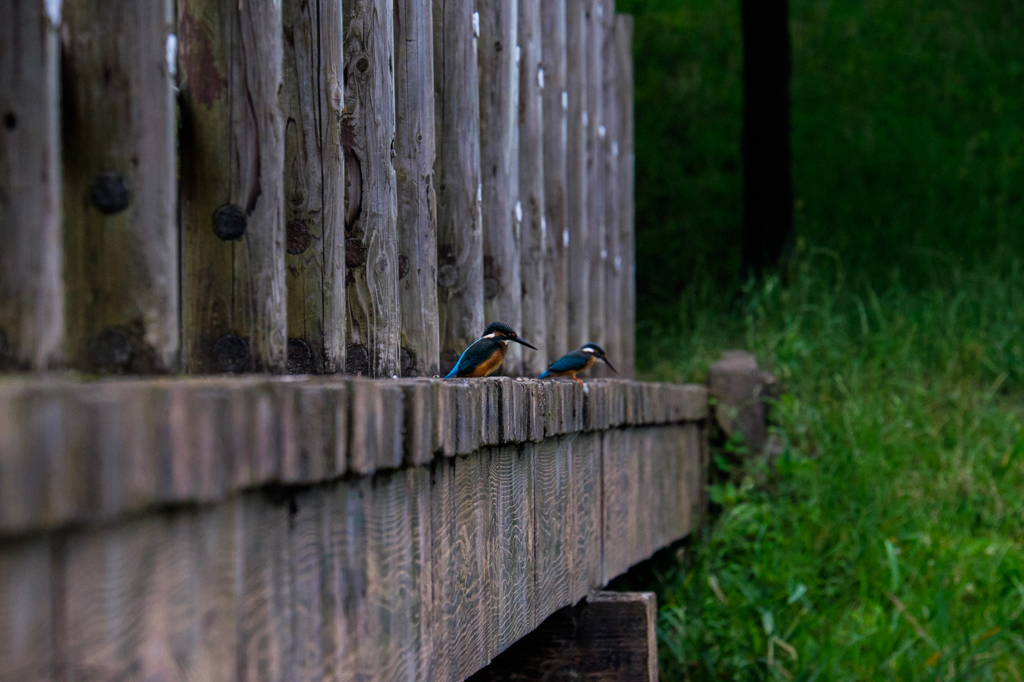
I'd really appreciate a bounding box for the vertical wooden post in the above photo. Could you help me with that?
[342,0,401,378]
[395,0,440,377]
[179,0,287,373]
[478,0,523,376]
[565,0,588,353]
[541,0,569,365]
[615,13,634,377]
[281,0,347,374]
[602,0,621,372]
[518,0,547,377]
[433,0,485,377]
[585,0,605,363]
[0,0,63,371]
[61,0,178,375]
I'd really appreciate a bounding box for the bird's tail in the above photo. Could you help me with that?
[538,369,551,379]
[443,367,459,379]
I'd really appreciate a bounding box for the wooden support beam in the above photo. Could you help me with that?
[565,0,589,352]
[0,0,63,371]
[433,0,485,377]
[602,2,622,374]
[469,591,659,682]
[178,0,287,373]
[342,0,401,377]
[585,0,606,366]
[478,0,524,376]
[281,0,347,374]
[541,0,569,366]
[518,0,547,377]
[61,0,178,375]
[395,0,440,377]
[615,13,635,377]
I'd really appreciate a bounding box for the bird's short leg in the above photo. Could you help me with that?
[572,376,585,386]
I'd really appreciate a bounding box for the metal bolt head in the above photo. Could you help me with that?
[212,204,247,240]
[286,221,311,255]
[212,334,249,373]
[90,327,132,372]
[90,172,131,215]
[287,338,313,374]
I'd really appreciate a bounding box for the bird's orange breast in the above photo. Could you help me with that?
[466,344,507,377]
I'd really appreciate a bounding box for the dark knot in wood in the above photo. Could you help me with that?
[346,343,369,375]
[286,222,311,255]
[287,338,313,374]
[355,55,370,73]
[212,334,249,373]
[398,255,410,280]
[400,347,416,375]
[437,264,458,288]
[484,277,500,299]
[90,172,130,215]
[3,111,15,130]
[346,238,367,268]
[374,254,389,275]
[89,328,132,372]
[211,204,247,240]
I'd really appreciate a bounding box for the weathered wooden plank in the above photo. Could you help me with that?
[342,0,401,378]
[615,13,635,378]
[61,0,178,374]
[532,437,573,623]
[602,3,622,376]
[330,479,366,682]
[406,466,436,680]
[0,538,53,682]
[179,0,287,373]
[281,0,347,374]
[359,471,417,680]
[585,0,606,363]
[433,0,485,378]
[347,378,404,474]
[478,0,524,376]
[428,457,456,681]
[469,591,659,682]
[570,431,602,601]
[395,0,440,378]
[399,378,438,466]
[565,0,589,352]
[518,0,548,377]
[0,0,63,371]
[541,0,569,367]
[282,382,342,484]
[600,428,630,582]
[289,489,340,681]
[189,502,242,682]
[488,445,534,652]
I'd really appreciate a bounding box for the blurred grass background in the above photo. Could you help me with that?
[613,0,1024,677]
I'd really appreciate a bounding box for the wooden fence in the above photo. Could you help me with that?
[0,376,708,681]
[0,0,635,379]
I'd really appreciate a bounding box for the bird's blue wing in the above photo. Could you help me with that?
[545,350,591,374]
[445,337,498,378]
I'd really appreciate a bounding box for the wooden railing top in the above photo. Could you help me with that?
[0,376,706,538]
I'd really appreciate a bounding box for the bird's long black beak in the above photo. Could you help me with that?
[602,356,619,374]
[512,336,538,350]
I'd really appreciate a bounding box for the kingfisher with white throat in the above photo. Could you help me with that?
[539,343,618,384]
[444,321,538,378]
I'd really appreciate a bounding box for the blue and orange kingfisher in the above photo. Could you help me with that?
[444,321,538,378]
[539,343,618,384]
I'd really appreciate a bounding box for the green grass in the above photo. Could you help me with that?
[630,252,1024,679]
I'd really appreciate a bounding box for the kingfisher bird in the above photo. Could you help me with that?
[539,343,618,384]
[444,321,538,378]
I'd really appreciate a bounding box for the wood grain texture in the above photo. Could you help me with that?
[0,538,53,682]
[531,436,573,623]
[428,457,456,681]
[347,378,404,474]
[602,2,622,375]
[61,0,178,375]
[469,591,659,682]
[540,0,569,366]
[342,0,401,378]
[585,0,606,363]
[570,431,602,601]
[517,0,548,377]
[179,0,287,374]
[0,0,63,371]
[395,0,441,378]
[488,445,535,652]
[565,0,589,352]
[433,0,485,378]
[281,0,347,374]
[615,13,635,377]
[478,0,524,376]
